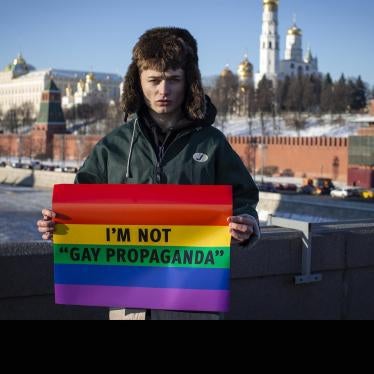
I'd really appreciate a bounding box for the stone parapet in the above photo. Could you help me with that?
[1,224,374,320]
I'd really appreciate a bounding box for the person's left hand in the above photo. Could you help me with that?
[227,214,257,243]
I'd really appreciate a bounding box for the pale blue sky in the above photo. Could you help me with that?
[0,0,373,86]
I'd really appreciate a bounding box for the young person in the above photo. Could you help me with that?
[37,27,260,320]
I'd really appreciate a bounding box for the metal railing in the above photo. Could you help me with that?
[267,216,374,285]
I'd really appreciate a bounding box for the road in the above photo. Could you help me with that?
[0,185,52,243]
[1,183,373,243]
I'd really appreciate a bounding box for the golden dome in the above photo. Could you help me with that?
[78,79,85,89]
[13,54,26,66]
[238,56,253,79]
[288,25,302,36]
[220,65,234,78]
[263,0,279,5]
[86,72,95,81]
[3,53,35,74]
[263,0,279,10]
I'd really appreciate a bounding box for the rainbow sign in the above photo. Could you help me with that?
[52,184,233,312]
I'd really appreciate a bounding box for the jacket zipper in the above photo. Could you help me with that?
[156,131,177,184]
[136,119,201,184]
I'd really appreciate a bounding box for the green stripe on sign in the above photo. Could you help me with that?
[54,245,230,269]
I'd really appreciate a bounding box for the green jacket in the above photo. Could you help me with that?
[76,104,259,227]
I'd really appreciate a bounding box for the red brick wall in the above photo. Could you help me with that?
[228,136,348,183]
[0,135,20,158]
[0,131,349,183]
[53,134,102,162]
[370,100,374,116]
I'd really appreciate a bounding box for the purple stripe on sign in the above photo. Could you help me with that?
[55,284,230,313]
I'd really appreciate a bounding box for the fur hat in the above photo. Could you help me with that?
[122,27,206,121]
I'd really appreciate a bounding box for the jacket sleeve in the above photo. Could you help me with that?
[215,136,261,248]
[216,136,259,218]
[75,141,108,184]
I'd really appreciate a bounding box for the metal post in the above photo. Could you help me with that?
[268,215,322,285]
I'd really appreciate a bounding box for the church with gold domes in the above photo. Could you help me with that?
[255,0,320,85]
[216,0,320,115]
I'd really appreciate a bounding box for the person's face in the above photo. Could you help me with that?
[140,68,186,115]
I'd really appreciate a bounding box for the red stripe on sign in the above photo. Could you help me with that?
[53,184,233,206]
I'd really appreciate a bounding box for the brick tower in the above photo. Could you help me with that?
[31,79,66,159]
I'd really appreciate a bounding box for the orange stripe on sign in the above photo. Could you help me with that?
[53,203,232,226]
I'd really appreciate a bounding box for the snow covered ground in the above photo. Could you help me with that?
[220,114,368,138]
[0,185,51,243]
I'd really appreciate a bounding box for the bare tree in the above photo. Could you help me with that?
[332,74,349,114]
[302,76,317,114]
[0,143,5,158]
[17,102,34,132]
[256,77,274,136]
[0,107,3,133]
[246,85,256,136]
[275,76,290,113]
[348,76,368,112]
[211,71,239,132]
[321,74,334,114]
[104,102,123,134]
[3,108,19,134]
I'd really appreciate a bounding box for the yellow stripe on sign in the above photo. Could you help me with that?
[54,225,231,247]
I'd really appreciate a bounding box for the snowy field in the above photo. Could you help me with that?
[0,185,52,243]
[220,114,369,138]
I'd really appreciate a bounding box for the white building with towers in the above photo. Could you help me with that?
[0,54,122,116]
[280,21,319,79]
[256,0,280,85]
[255,0,320,86]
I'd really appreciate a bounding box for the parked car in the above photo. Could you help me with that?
[361,189,374,200]
[280,169,295,177]
[43,165,56,172]
[331,188,360,199]
[283,183,298,192]
[300,179,316,195]
[273,183,285,191]
[63,166,78,173]
[300,184,316,195]
[11,162,22,169]
[301,178,335,196]
[0,161,6,168]
[30,161,44,170]
[257,182,277,193]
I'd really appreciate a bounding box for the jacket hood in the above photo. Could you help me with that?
[195,95,217,128]
[168,95,217,132]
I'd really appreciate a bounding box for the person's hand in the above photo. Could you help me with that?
[37,209,56,241]
[227,214,257,243]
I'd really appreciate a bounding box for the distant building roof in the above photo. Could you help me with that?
[3,53,36,77]
[48,69,122,82]
[2,55,122,83]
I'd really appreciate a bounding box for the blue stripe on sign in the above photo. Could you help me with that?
[54,265,230,291]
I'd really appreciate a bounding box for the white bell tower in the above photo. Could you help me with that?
[256,0,280,85]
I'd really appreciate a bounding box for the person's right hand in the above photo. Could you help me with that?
[37,209,56,241]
